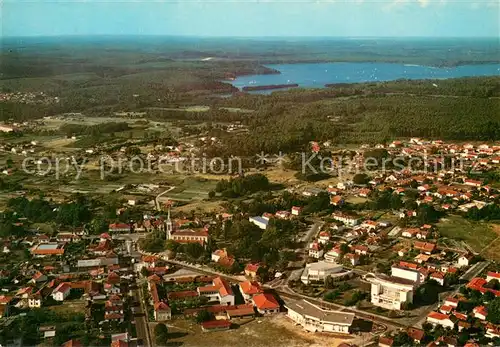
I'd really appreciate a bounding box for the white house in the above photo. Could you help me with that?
[197,277,235,306]
[28,293,42,308]
[308,241,324,259]
[332,213,360,227]
[285,299,354,334]
[426,311,456,329]
[252,293,280,315]
[486,272,500,282]
[52,283,71,301]
[473,306,487,321]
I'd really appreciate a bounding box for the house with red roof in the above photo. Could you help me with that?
[487,272,500,282]
[108,223,130,233]
[197,276,234,306]
[473,306,488,321]
[426,311,456,329]
[239,281,263,302]
[244,263,260,279]
[413,241,436,255]
[52,283,71,301]
[201,319,232,332]
[154,302,171,321]
[430,271,445,286]
[407,327,425,344]
[252,293,280,315]
[291,206,303,216]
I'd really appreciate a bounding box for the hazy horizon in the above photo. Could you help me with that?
[3,0,499,38]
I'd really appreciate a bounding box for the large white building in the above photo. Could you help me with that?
[366,273,415,310]
[285,299,355,334]
[300,261,349,285]
[249,216,269,230]
[391,265,424,285]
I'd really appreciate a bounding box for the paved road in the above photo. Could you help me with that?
[140,249,406,331]
[276,288,406,330]
[300,221,324,243]
[134,285,153,347]
[155,186,176,211]
[411,260,490,328]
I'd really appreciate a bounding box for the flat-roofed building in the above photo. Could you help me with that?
[300,261,349,285]
[366,273,415,310]
[285,299,354,334]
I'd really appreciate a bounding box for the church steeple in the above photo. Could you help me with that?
[166,201,173,240]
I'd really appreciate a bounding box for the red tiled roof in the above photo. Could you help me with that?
[201,320,231,329]
[240,281,263,295]
[154,302,170,312]
[427,311,449,321]
[212,277,233,297]
[167,290,198,300]
[407,327,424,342]
[252,293,280,310]
[245,263,260,273]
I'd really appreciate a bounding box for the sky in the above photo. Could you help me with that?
[2,0,499,38]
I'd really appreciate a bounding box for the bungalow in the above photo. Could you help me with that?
[291,206,303,216]
[414,241,436,255]
[426,311,456,329]
[444,297,459,308]
[402,228,419,238]
[439,305,453,314]
[473,306,487,321]
[201,320,232,332]
[252,293,280,315]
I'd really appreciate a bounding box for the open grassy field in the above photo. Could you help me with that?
[47,300,86,315]
[437,216,498,253]
[481,224,500,261]
[165,315,356,347]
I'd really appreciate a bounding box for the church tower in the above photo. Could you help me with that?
[166,201,173,240]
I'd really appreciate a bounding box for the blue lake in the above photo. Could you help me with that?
[231,62,500,93]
